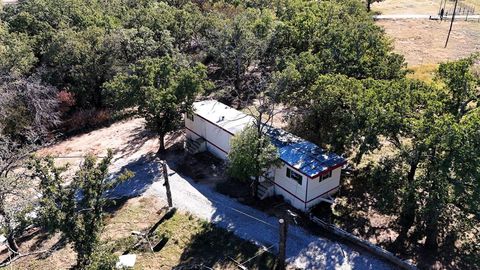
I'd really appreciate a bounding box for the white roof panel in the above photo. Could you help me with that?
[193,100,254,134]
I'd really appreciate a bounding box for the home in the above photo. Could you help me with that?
[184,100,346,212]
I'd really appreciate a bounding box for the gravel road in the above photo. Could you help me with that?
[108,156,396,270]
[42,118,396,269]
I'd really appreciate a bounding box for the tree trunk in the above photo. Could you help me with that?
[7,233,19,254]
[395,157,419,247]
[424,147,441,251]
[424,207,440,251]
[252,175,259,198]
[367,0,372,12]
[158,134,166,155]
[252,116,264,200]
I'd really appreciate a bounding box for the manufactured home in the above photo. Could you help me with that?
[184,100,346,212]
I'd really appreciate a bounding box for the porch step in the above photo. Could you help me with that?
[185,137,205,154]
[257,180,274,200]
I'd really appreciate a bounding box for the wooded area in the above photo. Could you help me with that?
[0,0,479,269]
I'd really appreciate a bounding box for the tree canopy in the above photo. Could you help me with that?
[285,55,480,266]
[227,124,280,196]
[104,55,210,152]
[32,150,133,268]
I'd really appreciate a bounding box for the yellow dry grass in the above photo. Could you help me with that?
[407,63,439,83]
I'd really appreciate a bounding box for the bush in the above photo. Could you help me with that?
[57,90,76,113]
[86,248,118,270]
[62,109,112,133]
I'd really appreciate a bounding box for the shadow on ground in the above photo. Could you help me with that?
[173,221,276,270]
[105,154,161,199]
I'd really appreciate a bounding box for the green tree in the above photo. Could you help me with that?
[0,23,36,76]
[271,0,405,86]
[366,0,384,12]
[32,150,133,268]
[206,7,276,100]
[227,124,280,197]
[104,55,210,153]
[287,55,480,265]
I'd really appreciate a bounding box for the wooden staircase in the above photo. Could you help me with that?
[185,137,206,155]
[257,179,274,200]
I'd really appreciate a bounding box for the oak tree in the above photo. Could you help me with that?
[104,55,210,153]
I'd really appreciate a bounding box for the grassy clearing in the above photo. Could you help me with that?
[407,64,439,83]
[5,197,276,270]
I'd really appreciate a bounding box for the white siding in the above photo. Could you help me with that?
[185,113,232,160]
[203,119,232,159]
[186,108,343,213]
[273,164,307,210]
[305,168,341,209]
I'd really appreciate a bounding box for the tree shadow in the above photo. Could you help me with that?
[113,128,157,162]
[173,222,276,270]
[104,153,161,200]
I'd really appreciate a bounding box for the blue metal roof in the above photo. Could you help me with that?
[264,126,346,178]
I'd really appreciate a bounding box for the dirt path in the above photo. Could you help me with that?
[40,118,397,269]
[374,14,480,19]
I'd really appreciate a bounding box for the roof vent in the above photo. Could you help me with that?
[218,116,225,122]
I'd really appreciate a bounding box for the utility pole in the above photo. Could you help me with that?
[438,0,444,15]
[161,160,173,208]
[445,0,459,48]
[276,219,287,270]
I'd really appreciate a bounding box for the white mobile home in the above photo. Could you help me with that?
[185,100,346,212]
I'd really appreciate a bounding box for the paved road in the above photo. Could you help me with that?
[1,0,18,4]
[374,14,480,20]
[107,156,397,270]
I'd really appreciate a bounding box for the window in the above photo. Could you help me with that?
[320,170,332,182]
[186,112,194,121]
[286,168,302,185]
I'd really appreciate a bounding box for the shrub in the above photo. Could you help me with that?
[57,90,76,113]
[62,109,112,133]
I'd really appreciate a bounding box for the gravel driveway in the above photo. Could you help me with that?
[108,156,395,270]
[41,118,395,269]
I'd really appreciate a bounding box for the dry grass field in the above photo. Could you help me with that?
[373,0,480,67]
[378,20,480,66]
[0,197,276,269]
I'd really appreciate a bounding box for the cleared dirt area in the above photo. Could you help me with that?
[38,117,162,176]
[31,117,396,269]
[378,20,480,66]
